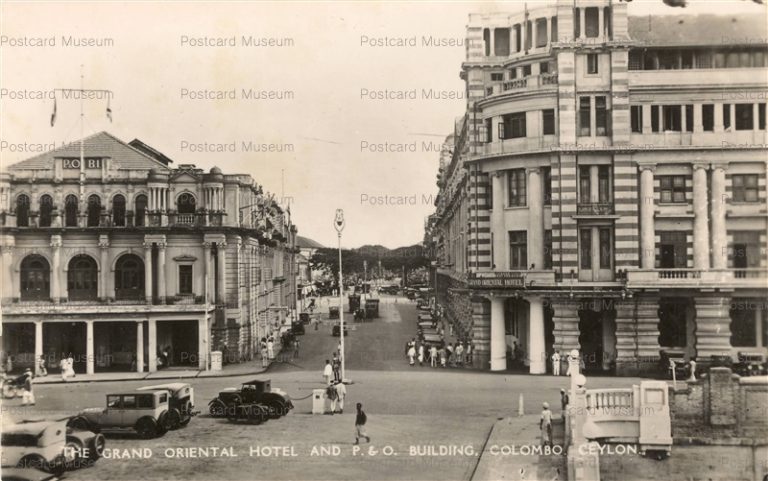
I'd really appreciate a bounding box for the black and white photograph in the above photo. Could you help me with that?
[1,1,767,480]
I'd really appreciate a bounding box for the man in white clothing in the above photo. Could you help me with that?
[551,350,561,376]
[323,360,333,385]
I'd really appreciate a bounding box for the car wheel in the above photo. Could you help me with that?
[136,417,158,439]
[89,433,106,460]
[64,436,84,464]
[18,454,48,471]
[209,399,226,417]
[166,408,182,430]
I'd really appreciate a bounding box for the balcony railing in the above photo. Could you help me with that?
[733,267,768,280]
[576,202,615,215]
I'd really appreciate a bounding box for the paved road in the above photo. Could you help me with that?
[5,295,645,481]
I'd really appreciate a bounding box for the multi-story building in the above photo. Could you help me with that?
[426,1,768,375]
[0,131,298,374]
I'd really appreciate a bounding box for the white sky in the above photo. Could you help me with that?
[1,0,765,248]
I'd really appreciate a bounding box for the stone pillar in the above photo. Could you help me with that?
[217,241,227,304]
[34,321,43,376]
[157,242,167,304]
[546,17,551,47]
[203,242,213,303]
[50,235,62,303]
[597,7,604,40]
[1,245,15,301]
[528,168,545,269]
[531,20,537,50]
[642,105,652,134]
[489,28,495,56]
[693,103,703,133]
[639,166,656,268]
[99,235,109,300]
[148,319,157,372]
[490,296,507,371]
[579,8,586,39]
[136,321,144,373]
[144,242,153,304]
[710,164,727,269]
[693,164,710,269]
[552,298,580,354]
[754,104,760,133]
[614,300,638,376]
[528,296,546,374]
[694,296,732,361]
[471,298,491,369]
[492,172,505,270]
[86,320,94,375]
[714,103,724,132]
[198,317,208,370]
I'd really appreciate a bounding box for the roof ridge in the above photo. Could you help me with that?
[98,131,170,170]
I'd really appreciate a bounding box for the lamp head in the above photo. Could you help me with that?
[334,209,345,233]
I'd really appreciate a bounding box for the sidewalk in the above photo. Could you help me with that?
[31,355,279,385]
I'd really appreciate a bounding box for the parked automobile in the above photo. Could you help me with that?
[332,323,349,337]
[2,419,104,473]
[291,321,305,335]
[136,383,197,429]
[0,467,60,481]
[208,379,293,420]
[299,312,311,324]
[734,352,767,377]
[68,390,171,439]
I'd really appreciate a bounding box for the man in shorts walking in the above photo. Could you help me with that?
[354,402,371,445]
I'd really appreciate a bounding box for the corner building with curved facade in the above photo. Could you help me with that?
[427,0,768,375]
[0,132,297,375]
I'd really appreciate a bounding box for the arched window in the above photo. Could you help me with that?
[177,193,196,214]
[134,194,147,227]
[87,194,101,227]
[112,194,126,227]
[16,194,30,227]
[20,255,50,300]
[115,254,144,300]
[64,195,79,227]
[39,195,53,227]
[67,255,98,301]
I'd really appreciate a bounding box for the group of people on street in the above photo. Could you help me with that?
[59,354,76,380]
[260,337,276,367]
[405,338,472,368]
[550,350,585,376]
[322,352,342,384]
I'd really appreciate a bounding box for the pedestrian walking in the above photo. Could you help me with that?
[334,380,347,414]
[21,368,35,406]
[466,341,473,366]
[455,343,464,367]
[418,343,424,367]
[260,339,269,368]
[407,345,416,367]
[430,345,438,368]
[293,338,300,359]
[560,388,569,419]
[440,346,447,367]
[59,357,69,381]
[332,354,341,382]
[267,338,275,360]
[354,403,370,445]
[540,402,553,447]
[326,382,338,414]
[323,360,333,385]
[552,350,561,376]
[37,356,47,376]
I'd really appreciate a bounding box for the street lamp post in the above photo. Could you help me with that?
[334,209,347,382]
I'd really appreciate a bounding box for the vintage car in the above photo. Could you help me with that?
[68,390,170,439]
[299,312,311,324]
[136,383,197,429]
[0,467,61,481]
[332,323,349,337]
[2,419,104,473]
[291,321,305,335]
[329,306,340,319]
[208,379,293,420]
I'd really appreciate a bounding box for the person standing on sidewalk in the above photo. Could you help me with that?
[267,337,275,360]
[430,345,438,368]
[323,360,333,385]
[332,354,341,382]
[326,382,338,414]
[407,344,416,367]
[293,338,300,359]
[417,343,424,367]
[334,380,346,414]
[21,368,35,406]
[260,339,269,368]
[551,350,561,376]
[354,403,370,445]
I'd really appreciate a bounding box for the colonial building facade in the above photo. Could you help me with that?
[0,131,297,374]
[427,1,768,375]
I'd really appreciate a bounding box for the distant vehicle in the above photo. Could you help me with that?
[332,323,349,337]
[291,321,305,336]
[299,312,311,324]
[2,419,104,473]
[136,383,197,429]
[68,390,171,439]
[329,306,340,319]
[208,379,293,420]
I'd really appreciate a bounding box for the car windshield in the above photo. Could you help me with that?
[123,395,137,408]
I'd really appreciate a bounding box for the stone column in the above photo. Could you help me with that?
[693,164,710,269]
[714,103,724,132]
[99,235,109,300]
[711,164,728,269]
[136,321,144,373]
[34,321,43,376]
[597,8,604,40]
[639,166,656,268]
[531,20,537,50]
[148,319,157,372]
[198,317,208,370]
[157,242,167,304]
[528,296,546,374]
[754,104,760,133]
[217,241,227,304]
[579,8,586,39]
[86,320,94,375]
[492,172,505,269]
[490,296,507,371]
[528,168,545,269]
[144,242,153,304]
[489,28,495,56]
[642,105,652,134]
[50,235,62,303]
[1,245,15,301]
[546,17,551,47]
[203,242,213,303]
[693,103,703,133]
